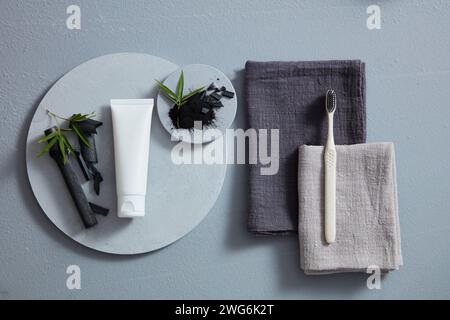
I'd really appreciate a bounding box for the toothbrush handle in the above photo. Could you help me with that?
[324,147,336,244]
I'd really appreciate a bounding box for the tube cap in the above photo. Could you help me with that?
[118,195,146,218]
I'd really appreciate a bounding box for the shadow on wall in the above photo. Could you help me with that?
[224,69,370,297]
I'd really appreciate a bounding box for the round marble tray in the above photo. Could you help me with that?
[26,53,227,254]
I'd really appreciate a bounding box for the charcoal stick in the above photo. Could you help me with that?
[45,128,98,228]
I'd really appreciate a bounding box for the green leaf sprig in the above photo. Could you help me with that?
[155,71,205,108]
[37,110,95,164]
[69,112,95,148]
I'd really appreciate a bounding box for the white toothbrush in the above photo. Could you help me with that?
[324,89,337,244]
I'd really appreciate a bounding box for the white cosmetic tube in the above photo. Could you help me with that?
[110,99,153,218]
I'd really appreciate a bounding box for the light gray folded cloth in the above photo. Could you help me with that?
[298,143,403,274]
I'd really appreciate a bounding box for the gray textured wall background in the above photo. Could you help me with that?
[1,0,450,299]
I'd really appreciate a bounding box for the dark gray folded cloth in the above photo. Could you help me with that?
[298,143,403,274]
[245,60,367,234]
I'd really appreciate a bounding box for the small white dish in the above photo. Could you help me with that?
[156,64,237,144]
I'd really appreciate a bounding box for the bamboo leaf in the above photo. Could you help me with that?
[37,137,57,157]
[85,111,96,119]
[177,71,184,104]
[62,135,75,155]
[70,113,83,122]
[166,95,178,105]
[37,132,57,143]
[70,112,96,122]
[181,87,205,103]
[71,113,86,122]
[155,80,178,100]
[71,123,92,149]
[39,110,97,162]
[58,136,68,164]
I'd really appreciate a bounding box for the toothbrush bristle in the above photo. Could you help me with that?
[326,89,336,113]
